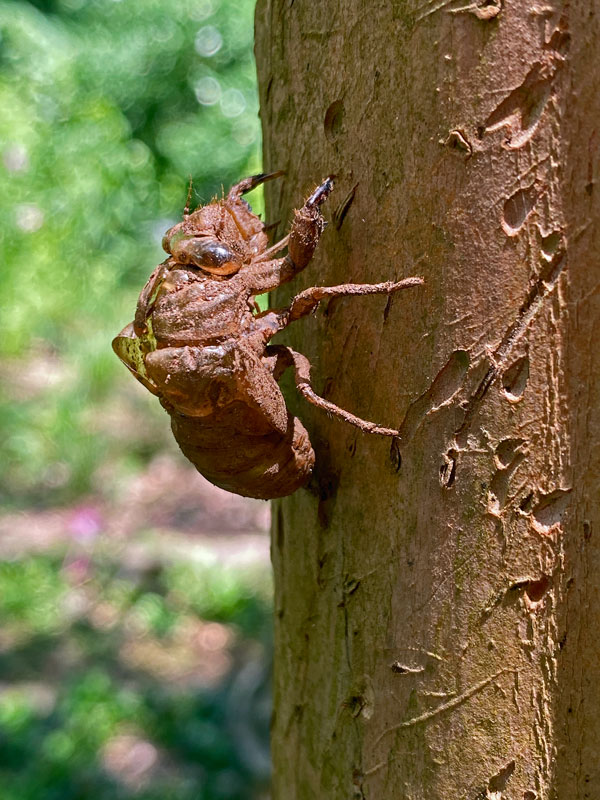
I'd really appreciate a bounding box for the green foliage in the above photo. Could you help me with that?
[0,551,272,799]
[0,0,261,505]
[165,561,273,639]
[0,557,69,633]
[0,6,272,797]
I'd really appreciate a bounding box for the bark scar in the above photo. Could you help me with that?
[333,182,358,229]
[398,350,470,443]
[482,38,565,149]
[451,249,566,454]
[374,668,512,744]
[417,0,501,22]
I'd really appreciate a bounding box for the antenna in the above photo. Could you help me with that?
[184,176,193,218]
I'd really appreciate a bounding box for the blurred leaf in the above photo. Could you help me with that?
[0,0,261,505]
[0,551,272,800]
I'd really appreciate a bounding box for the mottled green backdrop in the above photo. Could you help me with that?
[1,0,262,505]
[0,2,272,798]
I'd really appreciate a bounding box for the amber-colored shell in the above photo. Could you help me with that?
[113,173,422,498]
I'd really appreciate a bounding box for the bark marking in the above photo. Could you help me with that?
[333,183,358,229]
[451,250,565,457]
[481,574,553,621]
[494,437,527,469]
[417,0,501,22]
[398,350,470,442]
[502,356,530,402]
[391,661,425,674]
[488,449,526,516]
[484,63,554,148]
[448,0,502,20]
[531,488,572,534]
[324,98,344,142]
[502,185,541,236]
[486,758,516,798]
[443,129,473,157]
[374,668,511,744]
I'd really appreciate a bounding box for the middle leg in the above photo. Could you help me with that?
[287,276,424,322]
[252,275,424,342]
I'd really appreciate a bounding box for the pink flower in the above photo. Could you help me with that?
[68,504,103,543]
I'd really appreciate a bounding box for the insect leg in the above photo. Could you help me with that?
[244,177,334,294]
[256,234,290,261]
[227,170,285,202]
[266,345,400,437]
[287,276,424,322]
[252,308,289,341]
[286,176,334,272]
[264,344,295,380]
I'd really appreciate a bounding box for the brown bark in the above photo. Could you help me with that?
[255,1,599,797]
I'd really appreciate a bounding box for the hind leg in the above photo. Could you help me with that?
[266,345,400,437]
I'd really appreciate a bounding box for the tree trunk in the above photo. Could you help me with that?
[254,2,599,797]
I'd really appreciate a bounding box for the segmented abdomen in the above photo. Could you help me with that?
[167,405,314,499]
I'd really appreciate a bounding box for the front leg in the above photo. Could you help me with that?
[244,177,334,295]
[287,177,334,271]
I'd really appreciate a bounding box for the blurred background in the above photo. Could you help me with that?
[0,0,273,798]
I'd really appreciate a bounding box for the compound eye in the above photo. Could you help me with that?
[185,238,242,275]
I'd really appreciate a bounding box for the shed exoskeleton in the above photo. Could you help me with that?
[113,174,423,499]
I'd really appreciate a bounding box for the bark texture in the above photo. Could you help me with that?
[254,1,599,797]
